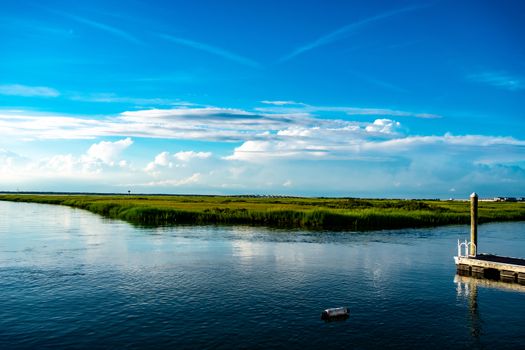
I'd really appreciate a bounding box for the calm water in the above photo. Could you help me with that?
[0,201,524,349]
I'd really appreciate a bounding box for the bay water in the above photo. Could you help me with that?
[1,201,524,349]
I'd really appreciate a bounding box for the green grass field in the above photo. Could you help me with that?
[1,194,524,231]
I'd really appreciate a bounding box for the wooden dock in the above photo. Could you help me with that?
[455,254,525,284]
[454,192,525,285]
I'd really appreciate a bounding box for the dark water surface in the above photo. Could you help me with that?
[0,201,524,349]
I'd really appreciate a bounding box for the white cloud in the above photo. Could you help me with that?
[226,130,525,162]
[361,134,525,153]
[158,33,260,68]
[45,154,78,174]
[0,84,60,97]
[365,119,401,134]
[29,138,134,176]
[225,118,404,161]
[0,112,107,140]
[174,151,212,162]
[0,149,25,176]
[145,150,211,174]
[468,71,524,91]
[279,4,427,63]
[0,103,440,141]
[86,137,133,165]
[277,127,315,137]
[255,105,441,119]
[144,162,156,173]
[260,100,305,106]
[2,134,524,197]
[1,103,524,197]
[69,93,184,106]
[145,151,173,173]
[138,173,201,187]
[154,151,172,166]
[54,11,142,45]
[225,139,330,161]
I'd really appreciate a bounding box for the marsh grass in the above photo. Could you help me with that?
[1,194,524,231]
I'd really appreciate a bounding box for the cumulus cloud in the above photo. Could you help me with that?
[145,151,173,173]
[0,140,137,188]
[28,138,134,178]
[174,151,212,162]
[145,150,212,174]
[365,119,401,134]
[86,137,133,165]
[153,152,172,167]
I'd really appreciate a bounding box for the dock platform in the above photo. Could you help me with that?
[453,192,525,285]
[455,253,525,284]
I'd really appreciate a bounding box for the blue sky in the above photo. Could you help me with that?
[1,0,524,197]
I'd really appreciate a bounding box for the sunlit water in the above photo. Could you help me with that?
[0,201,524,349]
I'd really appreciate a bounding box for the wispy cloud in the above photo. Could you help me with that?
[0,18,76,39]
[260,100,306,106]
[226,132,525,162]
[68,92,186,106]
[279,4,428,63]
[131,173,202,187]
[52,11,141,44]
[0,103,441,141]
[255,103,441,119]
[0,84,60,97]
[158,33,261,68]
[468,71,524,91]
[0,84,191,106]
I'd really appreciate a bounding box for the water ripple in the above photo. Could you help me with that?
[0,201,524,349]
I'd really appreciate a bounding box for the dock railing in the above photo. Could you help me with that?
[458,239,476,258]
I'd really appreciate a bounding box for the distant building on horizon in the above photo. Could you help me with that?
[494,197,518,202]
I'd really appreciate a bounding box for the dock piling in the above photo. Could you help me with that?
[470,192,478,256]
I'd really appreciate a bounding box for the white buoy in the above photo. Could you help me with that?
[321,307,350,321]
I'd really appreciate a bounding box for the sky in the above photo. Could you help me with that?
[0,0,524,198]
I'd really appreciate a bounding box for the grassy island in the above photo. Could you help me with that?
[0,194,524,231]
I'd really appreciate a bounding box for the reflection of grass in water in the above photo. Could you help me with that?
[1,194,524,231]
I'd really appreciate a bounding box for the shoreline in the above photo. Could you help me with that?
[1,194,524,231]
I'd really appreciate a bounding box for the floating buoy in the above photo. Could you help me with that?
[321,307,350,321]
